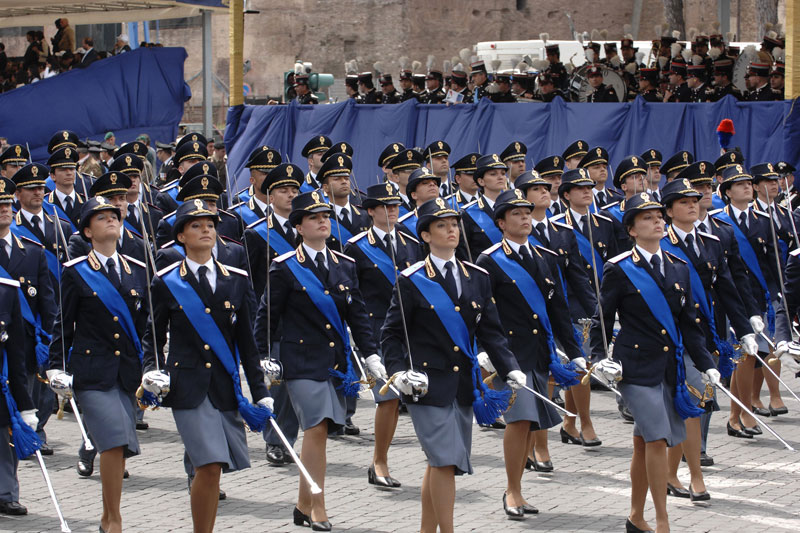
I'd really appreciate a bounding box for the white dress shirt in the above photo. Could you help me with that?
[185,256,217,291]
[429,253,461,296]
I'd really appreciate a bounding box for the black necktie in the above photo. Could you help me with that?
[697,222,708,233]
[284,221,294,243]
[443,261,459,302]
[597,191,606,207]
[339,208,350,226]
[684,233,699,262]
[650,254,665,285]
[106,258,121,290]
[30,215,45,242]
[315,252,329,282]
[0,241,9,269]
[518,244,537,273]
[197,265,214,302]
[536,222,550,247]
[384,234,394,254]
[65,196,74,216]
[551,202,561,215]
[579,215,590,238]
[739,211,748,229]
[128,204,138,224]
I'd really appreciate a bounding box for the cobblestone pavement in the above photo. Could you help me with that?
[6,373,800,533]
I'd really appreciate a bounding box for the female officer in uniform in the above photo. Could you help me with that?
[260,189,381,531]
[381,197,524,533]
[48,196,147,533]
[142,200,270,533]
[590,193,719,533]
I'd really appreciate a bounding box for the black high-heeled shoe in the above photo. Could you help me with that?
[625,518,654,533]
[580,431,602,447]
[769,404,789,416]
[503,493,525,520]
[689,484,711,502]
[560,427,581,445]
[726,421,752,439]
[293,507,310,526]
[532,459,554,472]
[751,405,771,416]
[367,465,396,489]
[740,418,762,436]
[521,502,539,514]
[666,483,690,498]
[311,520,332,531]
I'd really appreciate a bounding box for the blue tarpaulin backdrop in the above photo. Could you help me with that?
[225,96,800,192]
[0,48,190,162]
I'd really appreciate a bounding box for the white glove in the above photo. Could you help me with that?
[573,357,588,372]
[477,351,496,373]
[394,370,429,397]
[702,368,721,386]
[775,340,800,358]
[595,359,623,383]
[506,370,526,390]
[142,370,171,397]
[749,315,765,334]
[260,359,283,388]
[46,369,73,397]
[20,409,38,431]
[257,397,275,412]
[740,333,759,356]
[364,354,388,381]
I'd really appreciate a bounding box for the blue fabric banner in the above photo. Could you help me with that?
[0,48,190,163]
[225,97,800,194]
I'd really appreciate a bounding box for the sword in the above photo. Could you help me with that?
[34,450,71,532]
[712,381,795,451]
[518,384,577,417]
[268,417,322,494]
[749,350,800,405]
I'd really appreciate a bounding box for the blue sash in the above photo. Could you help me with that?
[42,201,77,232]
[1,347,41,459]
[233,202,261,226]
[44,176,55,191]
[0,265,50,366]
[712,209,774,334]
[283,254,360,397]
[8,222,61,279]
[711,193,725,210]
[353,234,396,284]
[464,202,502,244]
[166,186,179,202]
[488,247,579,386]
[398,204,410,218]
[250,220,294,255]
[406,266,510,424]
[162,267,271,429]
[400,212,418,236]
[123,219,141,236]
[617,255,704,419]
[236,187,253,203]
[661,233,738,377]
[572,224,604,282]
[329,217,354,243]
[606,203,623,223]
[166,242,186,257]
[300,180,315,194]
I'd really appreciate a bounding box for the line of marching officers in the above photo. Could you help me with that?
[0,130,799,533]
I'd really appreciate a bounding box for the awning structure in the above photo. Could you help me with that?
[0,0,228,27]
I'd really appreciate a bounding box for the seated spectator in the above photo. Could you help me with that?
[76,37,99,68]
[114,34,131,55]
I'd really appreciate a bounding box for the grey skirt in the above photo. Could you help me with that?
[494,369,561,430]
[407,401,473,475]
[685,356,719,412]
[619,381,686,447]
[173,396,250,473]
[286,378,346,432]
[74,385,139,458]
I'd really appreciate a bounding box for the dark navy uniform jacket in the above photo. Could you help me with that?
[0,280,34,427]
[381,257,519,407]
[343,227,421,337]
[45,189,84,229]
[326,204,371,252]
[550,209,618,291]
[2,235,56,374]
[255,246,377,380]
[13,210,72,268]
[49,252,147,393]
[590,248,715,387]
[477,241,583,373]
[460,196,501,259]
[703,215,760,317]
[243,213,300,298]
[154,181,179,214]
[784,248,800,318]
[143,260,267,410]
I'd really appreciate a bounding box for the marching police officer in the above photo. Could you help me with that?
[46,146,84,229]
[319,153,370,255]
[601,156,649,252]
[154,134,209,214]
[460,154,508,258]
[398,168,443,238]
[580,147,622,208]
[446,153,480,210]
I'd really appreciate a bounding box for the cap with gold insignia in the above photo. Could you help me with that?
[114,142,148,161]
[321,142,353,163]
[261,163,303,194]
[47,146,79,169]
[513,170,550,192]
[750,162,780,182]
[613,155,648,189]
[79,195,122,240]
[0,144,29,168]
[713,150,743,174]
[500,141,527,163]
[474,153,508,181]
[0,176,15,203]
[174,139,208,165]
[452,153,480,175]
[639,149,662,168]
[558,168,595,197]
[289,189,334,226]
[494,188,534,219]
[47,130,79,154]
[362,182,402,209]
[378,142,406,168]
[388,149,423,172]
[660,178,702,206]
[415,196,461,239]
[424,140,451,160]
[89,171,132,198]
[407,168,441,195]
[661,150,695,175]
[179,161,218,188]
[177,174,223,202]
[533,155,564,176]
[109,153,144,174]
[301,135,332,158]
[718,164,753,198]
[245,146,282,171]
[172,199,219,241]
[11,163,49,189]
[674,161,714,185]
[562,139,589,161]
[622,192,665,226]
[579,146,609,168]
[317,153,353,182]
[176,132,208,151]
